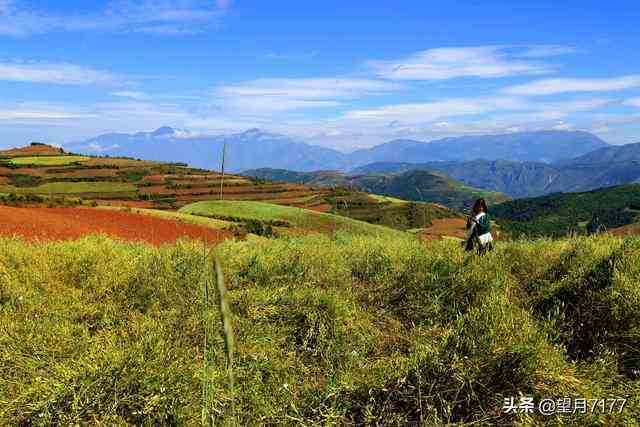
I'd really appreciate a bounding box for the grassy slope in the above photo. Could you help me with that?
[493,183,640,237]
[1,234,638,425]
[8,155,90,165]
[179,200,407,238]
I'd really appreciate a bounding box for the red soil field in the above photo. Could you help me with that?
[423,218,468,240]
[0,144,63,157]
[0,206,229,245]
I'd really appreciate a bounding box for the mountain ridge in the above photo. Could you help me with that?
[65,128,608,172]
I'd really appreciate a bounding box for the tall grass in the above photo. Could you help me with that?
[0,233,638,425]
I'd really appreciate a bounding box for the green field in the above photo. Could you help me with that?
[1,234,638,425]
[179,200,408,237]
[6,155,90,166]
[0,182,137,194]
[369,194,409,204]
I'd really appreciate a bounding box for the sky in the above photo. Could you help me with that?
[0,0,639,151]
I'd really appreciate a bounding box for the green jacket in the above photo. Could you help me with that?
[476,213,491,235]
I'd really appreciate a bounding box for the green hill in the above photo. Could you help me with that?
[492,183,640,237]
[2,233,639,425]
[178,200,409,238]
[244,168,508,211]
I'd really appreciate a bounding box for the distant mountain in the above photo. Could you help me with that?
[347,130,607,165]
[66,128,349,172]
[353,155,640,198]
[244,168,508,211]
[493,184,640,237]
[67,128,608,173]
[556,141,640,165]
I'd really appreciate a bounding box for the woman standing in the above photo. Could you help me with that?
[464,198,494,255]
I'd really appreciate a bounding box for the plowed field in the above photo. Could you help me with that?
[0,206,229,245]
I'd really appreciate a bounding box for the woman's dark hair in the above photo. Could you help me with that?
[471,198,488,214]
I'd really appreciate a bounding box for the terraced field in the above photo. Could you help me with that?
[0,143,461,232]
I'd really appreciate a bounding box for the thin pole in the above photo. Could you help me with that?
[219,143,226,201]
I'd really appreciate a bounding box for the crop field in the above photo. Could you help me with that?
[0,206,230,245]
[0,233,638,425]
[0,144,462,233]
[0,182,137,194]
[6,155,90,166]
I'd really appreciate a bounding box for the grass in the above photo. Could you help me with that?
[0,233,639,425]
[369,194,409,204]
[0,182,137,194]
[6,155,90,166]
[179,200,408,238]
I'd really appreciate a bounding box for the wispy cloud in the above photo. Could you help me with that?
[502,75,640,95]
[0,0,230,37]
[264,51,318,60]
[0,61,121,85]
[367,46,566,81]
[342,96,526,123]
[215,78,402,112]
[625,98,640,107]
[109,90,148,99]
[0,102,96,120]
[517,45,580,58]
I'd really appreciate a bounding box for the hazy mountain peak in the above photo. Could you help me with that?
[150,126,176,137]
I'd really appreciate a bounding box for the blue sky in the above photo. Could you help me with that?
[0,0,639,150]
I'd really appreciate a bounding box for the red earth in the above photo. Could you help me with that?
[422,218,469,240]
[0,206,229,245]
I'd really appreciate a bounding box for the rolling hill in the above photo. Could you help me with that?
[66,128,608,172]
[244,167,508,211]
[353,155,640,198]
[0,143,460,233]
[492,183,640,237]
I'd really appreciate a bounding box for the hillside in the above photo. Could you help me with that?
[558,141,640,165]
[178,200,408,238]
[245,168,508,211]
[2,234,638,425]
[66,128,607,172]
[354,156,640,198]
[492,183,640,237]
[0,143,459,233]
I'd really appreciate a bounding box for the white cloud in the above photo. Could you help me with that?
[0,0,229,37]
[367,46,556,81]
[0,61,120,85]
[109,91,148,99]
[517,45,580,58]
[502,75,640,95]
[0,103,96,120]
[625,98,640,107]
[551,121,574,130]
[215,78,402,112]
[342,96,527,123]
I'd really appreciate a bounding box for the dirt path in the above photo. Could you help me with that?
[0,206,229,245]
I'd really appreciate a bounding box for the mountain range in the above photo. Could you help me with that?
[66,128,608,172]
[352,142,640,198]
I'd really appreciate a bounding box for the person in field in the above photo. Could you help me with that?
[464,198,494,255]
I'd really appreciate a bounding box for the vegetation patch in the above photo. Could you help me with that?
[0,234,638,425]
[6,155,90,166]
